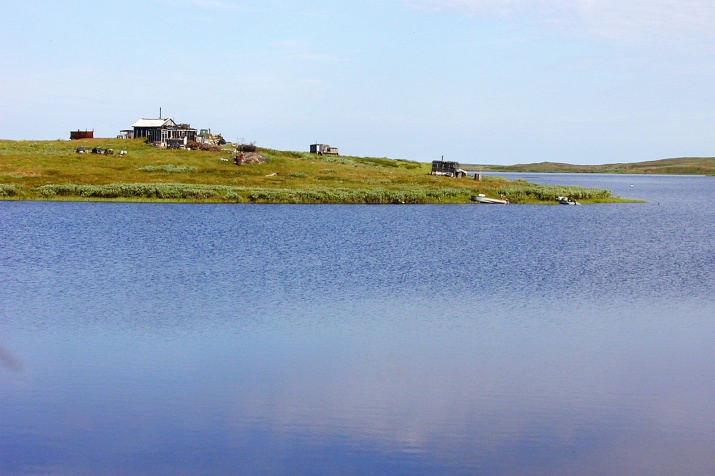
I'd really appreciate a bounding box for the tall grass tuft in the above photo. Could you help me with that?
[245,187,468,204]
[28,182,488,204]
[497,183,612,202]
[35,183,235,200]
[0,184,24,197]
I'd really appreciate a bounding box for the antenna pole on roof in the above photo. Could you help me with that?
[159,107,162,119]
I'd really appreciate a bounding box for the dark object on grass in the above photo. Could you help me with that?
[236,143,257,153]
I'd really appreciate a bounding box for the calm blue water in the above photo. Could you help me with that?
[1,174,714,475]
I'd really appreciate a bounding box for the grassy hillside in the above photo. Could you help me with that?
[0,139,630,204]
[464,157,715,175]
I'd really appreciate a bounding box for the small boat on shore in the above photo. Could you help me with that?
[557,196,580,205]
[472,194,509,204]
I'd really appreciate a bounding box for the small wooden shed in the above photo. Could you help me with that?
[310,144,339,156]
[70,130,94,140]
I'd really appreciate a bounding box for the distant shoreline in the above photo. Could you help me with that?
[463,157,715,175]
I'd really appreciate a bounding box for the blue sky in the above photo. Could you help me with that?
[2,0,715,164]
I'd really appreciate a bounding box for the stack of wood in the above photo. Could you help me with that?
[238,152,267,165]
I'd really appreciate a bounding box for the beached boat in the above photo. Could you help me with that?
[557,196,580,205]
[471,194,509,204]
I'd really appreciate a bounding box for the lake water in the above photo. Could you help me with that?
[1,174,714,475]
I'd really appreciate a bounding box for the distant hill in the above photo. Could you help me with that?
[462,157,715,175]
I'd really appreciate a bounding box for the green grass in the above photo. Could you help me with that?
[137,164,198,173]
[0,138,632,204]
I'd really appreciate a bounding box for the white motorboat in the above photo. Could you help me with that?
[557,196,580,205]
[472,194,509,204]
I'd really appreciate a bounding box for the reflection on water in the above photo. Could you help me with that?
[1,175,714,474]
[0,346,20,371]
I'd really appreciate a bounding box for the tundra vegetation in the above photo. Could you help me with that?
[464,157,715,175]
[0,139,636,204]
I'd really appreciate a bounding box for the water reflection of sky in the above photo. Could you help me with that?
[1,175,714,474]
[4,295,715,474]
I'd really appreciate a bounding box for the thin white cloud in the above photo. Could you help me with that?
[271,40,351,63]
[293,52,349,62]
[400,0,715,45]
[155,0,243,10]
[401,0,538,16]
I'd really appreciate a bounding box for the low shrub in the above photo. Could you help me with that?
[0,184,23,197]
[497,184,612,202]
[236,143,257,153]
[33,183,239,200]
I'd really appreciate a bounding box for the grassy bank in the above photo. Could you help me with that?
[0,139,631,204]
